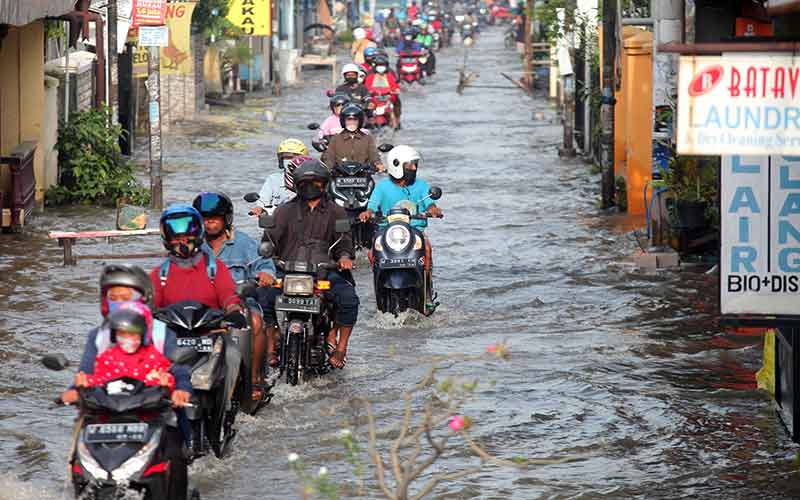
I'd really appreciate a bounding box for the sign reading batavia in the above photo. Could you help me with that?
[721,154,800,317]
[678,54,800,156]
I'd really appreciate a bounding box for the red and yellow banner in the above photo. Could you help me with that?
[133,2,196,78]
[132,0,166,26]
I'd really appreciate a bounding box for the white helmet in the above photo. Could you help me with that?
[353,27,366,40]
[342,63,360,79]
[386,145,421,180]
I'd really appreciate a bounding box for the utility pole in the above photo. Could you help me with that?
[559,0,577,157]
[146,46,163,209]
[108,0,118,125]
[600,0,616,209]
[523,0,533,90]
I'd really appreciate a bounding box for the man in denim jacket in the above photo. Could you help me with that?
[194,192,277,400]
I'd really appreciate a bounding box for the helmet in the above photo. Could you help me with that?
[159,204,205,258]
[193,192,234,230]
[357,66,367,84]
[386,145,421,180]
[329,92,350,112]
[293,159,332,201]
[339,103,366,131]
[342,63,361,83]
[99,264,153,315]
[284,155,313,192]
[353,27,366,40]
[364,46,378,63]
[277,138,308,171]
[107,306,148,345]
[373,54,390,73]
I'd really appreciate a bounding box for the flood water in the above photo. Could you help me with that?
[1,27,798,500]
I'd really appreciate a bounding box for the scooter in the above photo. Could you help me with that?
[43,353,195,500]
[369,88,395,129]
[397,50,424,84]
[257,216,353,385]
[155,303,247,460]
[370,187,443,316]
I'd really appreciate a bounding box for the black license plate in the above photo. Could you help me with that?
[177,337,213,352]
[85,423,149,443]
[276,295,321,313]
[380,258,418,269]
[336,177,369,189]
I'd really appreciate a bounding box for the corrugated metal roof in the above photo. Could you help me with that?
[0,0,76,26]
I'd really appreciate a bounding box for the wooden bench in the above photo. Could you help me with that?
[295,54,338,86]
[48,228,163,266]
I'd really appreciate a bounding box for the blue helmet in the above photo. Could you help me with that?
[364,46,378,58]
[159,204,205,258]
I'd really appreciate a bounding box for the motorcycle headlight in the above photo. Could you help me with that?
[284,275,315,296]
[385,226,411,252]
[111,428,162,482]
[78,441,108,480]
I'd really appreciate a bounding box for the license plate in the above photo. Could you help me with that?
[336,177,369,188]
[85,423,148,443]
[276,295,321,313]
[177,337,213,352]
[402,66,417,73]
[375,106,386,116]
[380,258,418,268]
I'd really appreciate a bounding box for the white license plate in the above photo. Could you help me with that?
[177,337,213,352]
[375,106,386,115]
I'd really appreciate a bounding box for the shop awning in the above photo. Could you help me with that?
[0,0,76,26]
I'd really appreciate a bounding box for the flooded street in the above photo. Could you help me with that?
[2,27,799,499]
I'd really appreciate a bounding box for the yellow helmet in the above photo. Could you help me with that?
[277,138,308,156]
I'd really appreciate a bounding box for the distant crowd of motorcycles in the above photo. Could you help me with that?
[40,3,518,500]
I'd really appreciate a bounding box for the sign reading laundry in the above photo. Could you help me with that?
[677,54,800,156]
[227,0,271,36]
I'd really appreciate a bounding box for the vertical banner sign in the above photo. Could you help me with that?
[133,3,196,78]
[132,0,166,26]
[721,155,800,316]
[228,0,272,36]
[677,54,800,156]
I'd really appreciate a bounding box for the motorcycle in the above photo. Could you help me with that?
[368,87,395,129]
[154,303,248,460]
[329,161,379,250]
[461,23,475,47]
[385,27,401,47]
[43,353,194,500]
[257,216,352,385]
[397,50,424,84]
[370,187,443,316]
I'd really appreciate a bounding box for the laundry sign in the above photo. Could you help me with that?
[721,154,800,317]
[227,0,271,36]
[678,54,800,156]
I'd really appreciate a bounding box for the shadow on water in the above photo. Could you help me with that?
[0,28,797,500]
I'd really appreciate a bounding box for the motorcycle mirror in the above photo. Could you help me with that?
[42,353,70,371]
[378,143,394,153]
[429,186,443,200]
[335,219,351,234]
[325,89,335,97]
[308,122,320,130]
[169,347,198,366]
[259,240,275,257]
[259,213,276,229]
[243,192,260,203]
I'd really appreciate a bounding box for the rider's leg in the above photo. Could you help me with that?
[249,307,266,384]
[255,287,281,367]
[328,274,359,369]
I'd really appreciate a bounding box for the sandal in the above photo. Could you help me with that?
[267,351,279,368]
[329,349,347,370]
[325,341,337,356]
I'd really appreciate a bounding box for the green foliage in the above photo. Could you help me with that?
[338,29,355,43]
[48,108,150,207]
[194,0,236,42]
[45,19,66,40]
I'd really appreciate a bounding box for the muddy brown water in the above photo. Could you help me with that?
[0,28,797,500]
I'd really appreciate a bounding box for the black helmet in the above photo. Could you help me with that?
[159,204,205,258]
[329,92,350,112]
[107,307,148,344]
[339,103,366,130]
[293,159,332,186]
[374,53,390,67]
[193,192,234,230]
[100,264,154,311]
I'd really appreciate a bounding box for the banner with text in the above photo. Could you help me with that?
[133,2,196,77]
[721,154,800,316]
[228,0,271,36]
[132,0,166,26]
[678,54,800,156]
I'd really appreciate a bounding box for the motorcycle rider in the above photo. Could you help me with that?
[415,23,437,75]
[359,145,442,306]
[255,138,308,215]
[407,0,419,20]
[364,54,401,129]
[362,46,379,73]
[336,63,371,107]
[396,28,423,55]
[322,104,386,171]
[384,8,400,44]
[351,27,370,64]
[193,192,278,399]
[150,204,243,316]
[256,160,359,370]
[60,264,192,408]
[318,93,352,139]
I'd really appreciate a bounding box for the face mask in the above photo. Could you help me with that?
[345,75,357,84]
[118,336,142,354]
[376,65,387,74]
[298,182,324,201]
[402,169,417,185]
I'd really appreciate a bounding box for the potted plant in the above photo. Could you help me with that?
[657,154,718,230]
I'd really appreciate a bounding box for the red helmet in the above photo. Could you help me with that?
[284,155,313,192]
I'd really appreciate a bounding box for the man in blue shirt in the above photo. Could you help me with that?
[193,192,277,401]
[359,145,442,294]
